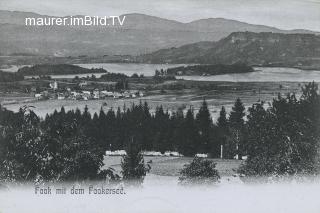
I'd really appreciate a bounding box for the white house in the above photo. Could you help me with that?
[82,91,91,95]
[123,91,130,98]
[81,91,91,100]
[34,93,42,99]
[57,93,65,100]
[113,92,122,98]
[79,81,88,87]
[101,90,113,97]
[93,89,100,99]
[49,81,58,90]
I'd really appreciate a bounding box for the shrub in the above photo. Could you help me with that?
[179,157,220,185]
[121,141,151,186]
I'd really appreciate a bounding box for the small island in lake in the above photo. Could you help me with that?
[17,64,107,76]
[166,63,254,76]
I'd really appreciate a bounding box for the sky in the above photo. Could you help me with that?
[1,0,320,31]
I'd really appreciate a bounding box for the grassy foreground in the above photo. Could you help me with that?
[103,156,242,177]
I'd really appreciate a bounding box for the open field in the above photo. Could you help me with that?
[0,81,304,121]
[103,156,242,177]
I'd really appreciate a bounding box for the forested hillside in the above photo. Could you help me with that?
[140,32,320,69]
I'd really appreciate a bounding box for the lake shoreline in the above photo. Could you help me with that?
[2,62,320,73]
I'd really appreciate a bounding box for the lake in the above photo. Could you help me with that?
[7,63,188,79]
[177,67,320,82]
[76,63,187,77]
[0,65,27,72]
[9,63,320,82]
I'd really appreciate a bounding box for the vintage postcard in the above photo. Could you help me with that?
[0,0,320,212]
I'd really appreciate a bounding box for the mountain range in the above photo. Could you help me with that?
[139,32,320,69]
[0,10,318,57]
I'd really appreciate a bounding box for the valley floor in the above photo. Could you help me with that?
[103,156,242,177]
[0,81,303,121]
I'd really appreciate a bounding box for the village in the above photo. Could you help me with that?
[33,80,145,101]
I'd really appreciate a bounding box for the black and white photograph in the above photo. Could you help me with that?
[0,0,320,212]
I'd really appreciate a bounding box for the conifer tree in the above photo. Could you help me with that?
[75,108,82,121]
[216,106,229,158]
[228,98,246,159]
[60,106,66,115]
[179,108,198,157]
[82,105,91,124]
[196,100,213,153]
[172,108,185,153]
[106,108,118,150]
[229,98,245,128]
[121,138,150,186]
[141,102,153,150]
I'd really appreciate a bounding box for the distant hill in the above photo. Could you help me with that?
[0,10,318,56]
[140,41,217,64]
[17,64,107,76]
[139,32,320,69]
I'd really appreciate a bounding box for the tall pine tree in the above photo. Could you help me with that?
[196,100,213,153]
[179,108,198,157]
[216,106,229,158]
[228,98,246,159]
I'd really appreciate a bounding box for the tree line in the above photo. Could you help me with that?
[166,63,254,76]
[0,70,24,82]
[0,82,319,182]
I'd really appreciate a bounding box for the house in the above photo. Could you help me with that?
[123,91,130,98]
[113,92,122,99]
[81,91,91,100]
[101,90,113,97]
[79,81,88,88]
[99,91,106,98]
[93,89,100,99]
[57,93,65,100]
[71,91,80,100]
[49,81,58,90]
[34,93,42,99]
[41,91,49,99]
[30,87,37,93]
[71,91,78,96]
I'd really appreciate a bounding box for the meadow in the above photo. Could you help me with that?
[103,156,242,177]
[0,81,303,121]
